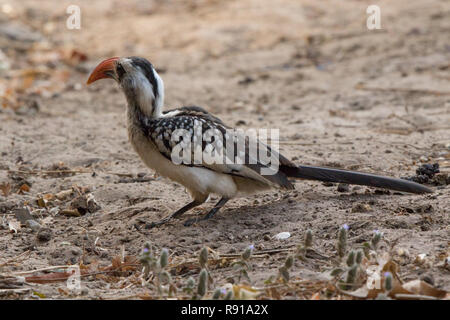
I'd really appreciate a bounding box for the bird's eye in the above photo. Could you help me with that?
[116,63,125,79]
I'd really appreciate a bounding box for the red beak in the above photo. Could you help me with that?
[86,57,119,85]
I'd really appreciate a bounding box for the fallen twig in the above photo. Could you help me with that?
[394,293,438,300]
[0,250,31,268]
[0,288,31,295]
[219,248,294,258]
[3,169,135,178]
[355,84,450,96]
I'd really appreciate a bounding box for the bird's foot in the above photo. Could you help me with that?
[145,217,171,229]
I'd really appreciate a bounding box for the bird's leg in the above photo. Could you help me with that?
[183,197,229,227]
[146,200,203,228]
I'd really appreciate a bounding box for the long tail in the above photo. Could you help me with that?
[281,165,433,194]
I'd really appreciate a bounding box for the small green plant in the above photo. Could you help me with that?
[362,230,384,259]
[182,277,196,295]
[297,229,313,260]
[196,268,208,298]
[329,228,386,292]
[211,288,222,300]
[371,230,383,250]
[355,249,363,264]
[140,242,157,278]
[384,272,393,292]
[139,242,175,297]
[343,264,358,290]
[224,288,234,300]
[231,245,253,283]
[336,224,348,259]
[375,272,393,300]
[278,255,294,283]
[198,246,214,286]
[346,250,355,266]
[199,247,208,268]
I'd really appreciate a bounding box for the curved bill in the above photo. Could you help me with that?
[86,57,119,85]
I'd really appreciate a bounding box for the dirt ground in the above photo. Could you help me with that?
[0,0,449,299]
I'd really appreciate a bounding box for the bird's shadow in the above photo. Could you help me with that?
[183,188,399,228]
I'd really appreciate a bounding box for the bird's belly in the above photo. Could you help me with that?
[129,129,238,198]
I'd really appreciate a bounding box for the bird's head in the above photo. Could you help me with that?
[87,56,164,117]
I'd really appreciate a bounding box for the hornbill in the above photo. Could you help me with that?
[87,56,432,227]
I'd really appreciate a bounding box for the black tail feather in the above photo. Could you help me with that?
[282,165,433,194]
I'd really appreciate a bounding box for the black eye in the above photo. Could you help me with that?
[116,63,125,79]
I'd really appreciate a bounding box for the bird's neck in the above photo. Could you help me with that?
[124,70,165,119]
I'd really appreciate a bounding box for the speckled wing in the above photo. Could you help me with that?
[140,106,295,189]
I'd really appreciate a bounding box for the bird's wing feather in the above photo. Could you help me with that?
[141,106,294,189]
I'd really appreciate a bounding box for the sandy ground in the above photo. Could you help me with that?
[0,0,449,299]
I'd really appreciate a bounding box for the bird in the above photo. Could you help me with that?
[87,56,432,227]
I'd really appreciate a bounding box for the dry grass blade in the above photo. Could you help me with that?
[0,250,31,268]
[355,84,450,96]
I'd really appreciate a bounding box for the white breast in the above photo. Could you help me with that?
[128,125,238,199]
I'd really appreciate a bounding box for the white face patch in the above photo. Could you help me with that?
[153,69,164,116]
[134,71,156,117]
[119,58,164,118]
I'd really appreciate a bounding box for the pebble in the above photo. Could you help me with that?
[13,208,33,224]
[274,232,291,240]
[36,227,52,242]
[420,274,434,286]
[337,183,350,192]
[25,219,41,232]
[397,248,410,257]
[352,203,372,213]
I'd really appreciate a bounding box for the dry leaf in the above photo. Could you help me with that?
[60,209,81,217]
[310,292,320,300]
[67,49,88,64]
[26,272,73,284]
[55,189,73,200]
[36,197,48,208]
[401,280,447,299]
[267,287,281,299]
[0,182,11,197]
[18,183,30,194]
[341,286,377,299]
[231,284,260,300]
[58,288,69,296]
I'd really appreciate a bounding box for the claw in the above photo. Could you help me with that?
[145,217,171,229]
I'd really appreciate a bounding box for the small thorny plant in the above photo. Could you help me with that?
[182,276,196,296]
[191,247,214,300]
[139,242,176,297]
[190,246,235,300]
[264,230,314,285]
[278,255,294,283]
[330,225,385,291]
[375,272,393,300]
[297,229,313,260]
[195,268,209,299]
[231,245,254,283]
[198,247,214,286]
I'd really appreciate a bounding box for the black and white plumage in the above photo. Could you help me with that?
[87,56,433,227]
